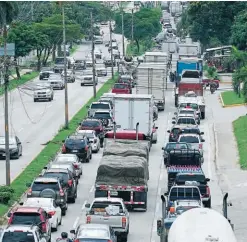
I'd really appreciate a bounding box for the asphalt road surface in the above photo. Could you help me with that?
[0,24,125,185]
[49,83,225,242]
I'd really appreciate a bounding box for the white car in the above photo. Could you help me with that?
[76,130,100,153]
[22,197,62,231]
[48,74,64,90]
[94,50,102,59]
[80,70,98,86]
[53,154,83,177]
[33,82,54,102]
[96,64,107,77]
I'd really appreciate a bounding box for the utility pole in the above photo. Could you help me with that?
[109,21,114,79]
[62,4,69,129]
[121,11,125,58]
[131,9,134,42]
[3,17,10,186]
[90,11,97,98]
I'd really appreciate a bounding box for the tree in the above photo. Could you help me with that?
[7,22,37,78]
[33,14,81,68]
[231,11,247,51]
[0,1,18,25]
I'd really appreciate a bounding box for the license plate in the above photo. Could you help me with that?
[110,191,118,196]
[72,150,78,152]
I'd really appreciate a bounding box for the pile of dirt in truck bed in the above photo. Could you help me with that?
[103,141,149,161]
[96,155,149,186]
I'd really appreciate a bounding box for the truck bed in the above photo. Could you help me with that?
[178,83,203,96]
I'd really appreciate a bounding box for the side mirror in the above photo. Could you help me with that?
[78,122,81,126]
[7,212,11,218]
[206,178,210,182]
[86,105,90,108]
[85,203,90,208]
[162,147,164,150]
[201,139,205,142]
[167,130,170,133]
[164,192,169,196]
[43,166,48,170]
[172,121,176,124]
[70,229,75,234]
[26,182,31,187]
[62,140,65,143]
[48,214,52,218]
[200,132,204,135]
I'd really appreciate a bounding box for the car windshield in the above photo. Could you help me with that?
[177,118,195,125]
[91,103,109,109]
[11,212,41,225]
[114,83,127,89]
[49,75,61,80]
[179,136,199,143]
[81,121,100,127]
[2,231,35,242]
[176,206,197,215]
[55,58,64,64]
[43,172,69,183]
[32,181,59,191]
[94,113,111,119]
[55,156,77,163]
[166,143,189,150]
[0,137,16,145]
[65,139,86,146]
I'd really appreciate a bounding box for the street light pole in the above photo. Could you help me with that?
[121,11,125,57]
[62,4,69,129]
[90,11,97,98]
[109,21,114,79]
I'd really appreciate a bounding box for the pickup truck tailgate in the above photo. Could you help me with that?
[87,213,123,228]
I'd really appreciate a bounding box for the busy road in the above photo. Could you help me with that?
[0,24,125,185]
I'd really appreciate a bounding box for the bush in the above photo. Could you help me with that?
[0,186,14,204]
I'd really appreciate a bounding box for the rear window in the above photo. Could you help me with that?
[11,212,41,225]
[81,121,100,127]
[43,172,69,183]
[78,229,109,241]
[180,128,200,134]
[114,83,127,89]
[180,103,198,110]
[177,118,195,125]
[166,143,188,150]
[2,231,35,242]
[91,104,109,109]
[65,138,86,146]
[179,110,194,115]
[94,113,111,119]
[179,136,199,143]
[32,181,59,191]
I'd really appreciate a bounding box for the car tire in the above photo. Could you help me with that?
[204,198,211,208]
[59,216,62,225]
[48,98,52,102]
[70,196,76,203]
[34,98,37,102]
[52,219,58,232]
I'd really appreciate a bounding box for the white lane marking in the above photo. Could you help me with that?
[73,216,80,229]
[81,200,87,211]
[155,202,160,215]
[18,128,23,132]
[158,187,161,196]
[89,185,94,193]
[159,172,163,181]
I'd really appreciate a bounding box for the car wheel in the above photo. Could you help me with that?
[59,216,62,225]
[70,196,76,203]
[52,219,58,232]
[48,98,52,102]
[86,157,90,163]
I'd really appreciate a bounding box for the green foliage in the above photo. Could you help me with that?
[0,74,118,216]
[178,2,247,48]
[114,7,161,53]
[0,186,14,205]
[221,91,245,106]
[205,66,218,79]
[0,2,18,25]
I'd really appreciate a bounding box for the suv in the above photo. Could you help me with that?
[62,134,92,163]
[26,177,68,216]
[87,101,112,117]
[92,110,113,128]
[33,82,54,102]
[78,118,104,147]
[42,168,77,203]
[0,225,47,242]
[39,67,54,80]
[74,59,86,70]
[7,206,51,241]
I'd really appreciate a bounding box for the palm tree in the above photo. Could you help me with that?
[0,1,18,26]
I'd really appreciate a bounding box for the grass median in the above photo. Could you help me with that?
[0,71,39,96]
[0,74,118,217]
[233,115,247,169]
[221,91,246,106]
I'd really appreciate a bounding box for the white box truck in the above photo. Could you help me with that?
[144,51,168,64]
[162,41,178,54]
[178,43,201,57]
[136,63,167,111]
[169,1,182,16]
[113,94,154,140]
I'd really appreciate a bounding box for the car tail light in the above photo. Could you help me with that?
[85,146,88,151]
[59,189,64,196]
[48,211,56,216]
[68,179,73,187]
[108,240,112,242]
[122,217,127,228]
[199,143,203,149]
[8,216,13,224]
[62,144,66,153]
[86,216,91,224]
[42,222,46,232]
[27,188,32,196]
[206,186,210,196]
[74,240,79,242]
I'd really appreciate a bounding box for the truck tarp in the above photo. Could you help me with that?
[96,155,149,186]
[104,138,150,158]
[103,142,149,161]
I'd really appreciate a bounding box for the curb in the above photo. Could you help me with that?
[219,93,247,108]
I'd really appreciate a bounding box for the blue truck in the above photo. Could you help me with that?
[176,58,203,82]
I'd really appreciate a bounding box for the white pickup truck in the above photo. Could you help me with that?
[85,197,130,242]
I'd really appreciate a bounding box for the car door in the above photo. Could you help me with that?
[53,200,61,224]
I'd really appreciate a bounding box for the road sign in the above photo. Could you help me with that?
[0,43,15,56]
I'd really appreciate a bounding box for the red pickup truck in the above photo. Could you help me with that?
[112,83,130,94]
